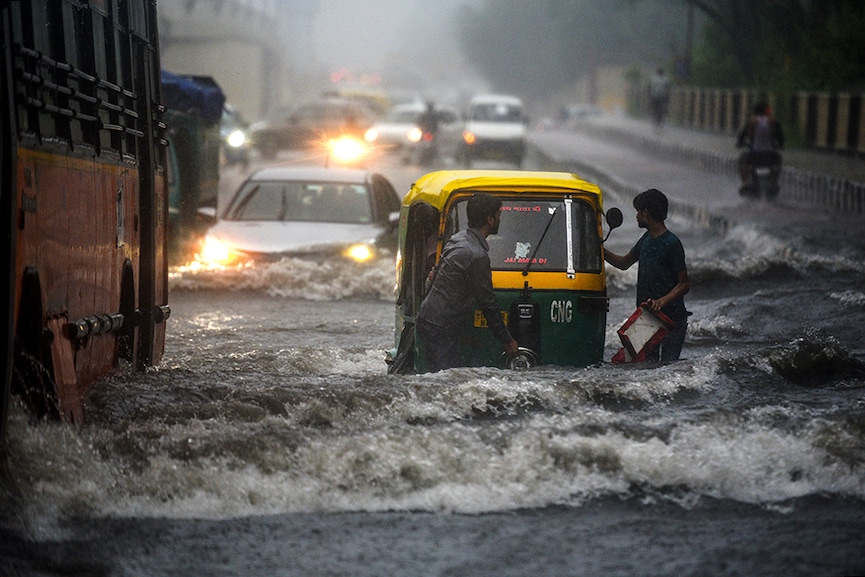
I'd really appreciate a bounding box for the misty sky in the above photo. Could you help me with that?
[312,0,474,75]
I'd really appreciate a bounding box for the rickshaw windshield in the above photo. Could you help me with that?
[446,196,602,273]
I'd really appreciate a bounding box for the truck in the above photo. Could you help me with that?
[160,70,225,262]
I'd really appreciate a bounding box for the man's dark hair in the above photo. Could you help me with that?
[467,193,502,228]
[633,188,668,222]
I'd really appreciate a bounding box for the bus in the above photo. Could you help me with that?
[1,0,168,445]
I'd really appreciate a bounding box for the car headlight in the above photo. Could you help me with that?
[328,135,368,165]
[364,128,379,142]
[197,234,233,266]
[343,243,375,263]
[226,129,246,148]
[407,127,423,143]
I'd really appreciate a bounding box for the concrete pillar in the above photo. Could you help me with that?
[815,92,830,149]
[835,93,850,151]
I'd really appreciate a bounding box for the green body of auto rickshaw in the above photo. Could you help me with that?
[387,170,622,373]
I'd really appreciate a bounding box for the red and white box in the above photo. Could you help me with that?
[611,306,676,363]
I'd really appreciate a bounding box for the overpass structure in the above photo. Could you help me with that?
[158,0,320,121]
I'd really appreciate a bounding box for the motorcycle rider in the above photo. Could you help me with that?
[649,67,670,127]
[415,101,439,164]
[736,102,784,195]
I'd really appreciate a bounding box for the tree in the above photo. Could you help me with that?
[686,0,865,91]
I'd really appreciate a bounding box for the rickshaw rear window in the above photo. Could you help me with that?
[446,196,601,273]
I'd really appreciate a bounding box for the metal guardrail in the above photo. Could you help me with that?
[569,122,865,218]
[633,86,865,155]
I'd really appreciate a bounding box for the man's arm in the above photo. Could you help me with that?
[604,248,637,270]
[643,269,690,314]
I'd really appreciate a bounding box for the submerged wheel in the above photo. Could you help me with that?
[12,269,60,420]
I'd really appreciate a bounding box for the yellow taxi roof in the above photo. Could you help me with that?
[403,170,602,211]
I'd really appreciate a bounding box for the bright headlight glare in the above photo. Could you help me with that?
[364,128,378,142]
[329,136,367,164]
[227,129,246,148]
[407,127,422,143]
[344,243,375,263]
[199,235,231,265]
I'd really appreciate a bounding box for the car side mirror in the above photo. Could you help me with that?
[197,206,217,225]
[387,211,400,231]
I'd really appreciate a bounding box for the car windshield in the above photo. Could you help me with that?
[446,196,601,273]
[384,109,421,123]
[225,181,372,224]
[470,103,522,122]
[292,102,363,123]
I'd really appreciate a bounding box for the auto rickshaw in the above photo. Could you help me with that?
[387,170,623,373]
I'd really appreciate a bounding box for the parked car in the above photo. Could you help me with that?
[250,98,377,159]
[460,94,528,167]
[559,103,604,128]
[197,166,401,265]
[364,102,463,163]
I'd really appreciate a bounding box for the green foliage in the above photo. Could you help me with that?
[689,0,865,91]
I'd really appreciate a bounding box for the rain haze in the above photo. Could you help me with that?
[311,0,486,105]
[313,0,468,71]
[3,1,865,576]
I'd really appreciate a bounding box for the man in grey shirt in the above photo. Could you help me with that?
[417,193,519,372]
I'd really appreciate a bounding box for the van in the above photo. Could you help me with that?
[461,94,528,167]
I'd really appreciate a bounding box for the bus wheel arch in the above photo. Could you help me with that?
[12,267,60,420]
[118,260,137,365]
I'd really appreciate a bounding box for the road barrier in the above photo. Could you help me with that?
[569,118,865,217]
[635,86,865,155]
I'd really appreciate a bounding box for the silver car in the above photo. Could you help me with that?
[199,166,401,265]
[364,103,463,163]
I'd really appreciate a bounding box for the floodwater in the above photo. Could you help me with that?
[2,128,865,577]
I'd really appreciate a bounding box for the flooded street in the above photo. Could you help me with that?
[3,130,865,576]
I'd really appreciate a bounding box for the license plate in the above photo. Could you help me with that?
[473,310,508,327]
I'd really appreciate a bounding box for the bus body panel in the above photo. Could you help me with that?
[2,0,168,437]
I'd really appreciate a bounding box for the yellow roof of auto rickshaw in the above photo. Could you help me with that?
[403,170,603,211]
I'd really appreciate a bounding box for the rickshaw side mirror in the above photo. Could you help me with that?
[602,207,623,243]
[606,207,623,230]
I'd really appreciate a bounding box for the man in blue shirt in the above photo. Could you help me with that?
[604,188,690,361]
[417,193,519,371]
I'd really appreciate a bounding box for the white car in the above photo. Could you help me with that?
[461,94,528,167]
[364,103,463,163]
[198,166,401,265]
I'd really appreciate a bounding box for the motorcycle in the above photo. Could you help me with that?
[738,151,781,200]
[751,165,780,200]
[414,130,438,166]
